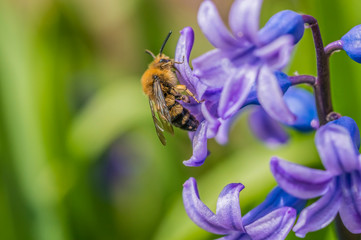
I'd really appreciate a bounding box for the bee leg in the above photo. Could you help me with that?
[173,56,185,64]
[171,91,189,103]
[182,95,190,103]
[177,95,190,103]
[173,84,203,103]
[172,56,185,73]
[160,62,172,69]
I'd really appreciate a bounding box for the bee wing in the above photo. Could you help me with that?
[149,98,167,145]
[153,77,174,135]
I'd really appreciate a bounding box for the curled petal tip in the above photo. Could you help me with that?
[183,157,207,167]
[182,177,230,235]
[216,183,246,231]
[183,177,196,187]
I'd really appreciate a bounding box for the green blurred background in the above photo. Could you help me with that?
[0,0,360,239]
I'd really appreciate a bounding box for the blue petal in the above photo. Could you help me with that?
[243,187,306,226]
[201,102,220,138]
[217,232,253,240]
[245,207,296,240]
[328,116,361,150]
[228,0,263,44]
[198,0,242,49]
[215,183,246,232]
[215,111,243,145]
[293,177,342,238]
[257,66,296,124]
[316,123,360,174]
[243,71,291,106]
[248,107,289,147]
[183,121,209,167]
[193,48,249,89]
[341,25,361,63]
[339,171,361,234]
[270,157,333,199]
[218,66,257,119]
[175,27,199,94]
[254,35,294,70]
[258,10,305,46]
[183,178,231,234]
[283,87,318,132]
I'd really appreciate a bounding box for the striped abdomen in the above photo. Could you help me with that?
[165,93,199,131]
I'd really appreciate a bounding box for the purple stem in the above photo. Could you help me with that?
[325,40,344,58]
[302,15,335,126]
[303,15,359,240]
[289,75,316,86]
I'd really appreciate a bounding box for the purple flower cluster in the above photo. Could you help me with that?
[271,116,361,237]
[183,117,361,239]
[183,178,306,240]
[174,0,315,166]
[172,0,361,239]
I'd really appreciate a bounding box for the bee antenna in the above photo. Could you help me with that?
[145,49,156,59]
[159,31,172,55]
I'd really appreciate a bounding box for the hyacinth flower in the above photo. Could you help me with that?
[174,0,310,166]
[191,0,305,124]
[175,26,317,166]
[270,116,361,237]
[341,25,361,63]
[249,87,319,147]
[183,177,307,240]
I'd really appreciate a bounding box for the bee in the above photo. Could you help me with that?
[141,31,200,145]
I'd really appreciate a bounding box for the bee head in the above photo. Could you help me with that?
[159,57,170,63]
[153,54,171,69]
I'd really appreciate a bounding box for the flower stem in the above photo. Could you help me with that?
[303,15,360,240]
[302,15,336,126]
[325,40,344,58]
[289,75,316,86]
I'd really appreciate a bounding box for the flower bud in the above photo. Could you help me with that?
[283,87,318,132]
[341,25,361,63]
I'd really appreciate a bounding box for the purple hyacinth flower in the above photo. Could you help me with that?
[183,177,301,240]
[174,1,305,167]
[192,0,304,124]
[270,116,361,237]
[249,87,318,147]
[341,25,361,63]
[175,27,300,166]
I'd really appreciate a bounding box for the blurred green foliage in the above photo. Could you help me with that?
[0,0,359,239]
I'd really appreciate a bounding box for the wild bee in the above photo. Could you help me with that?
[141,31,200,145]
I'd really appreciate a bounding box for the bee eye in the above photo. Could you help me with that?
[159,59,169,63]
